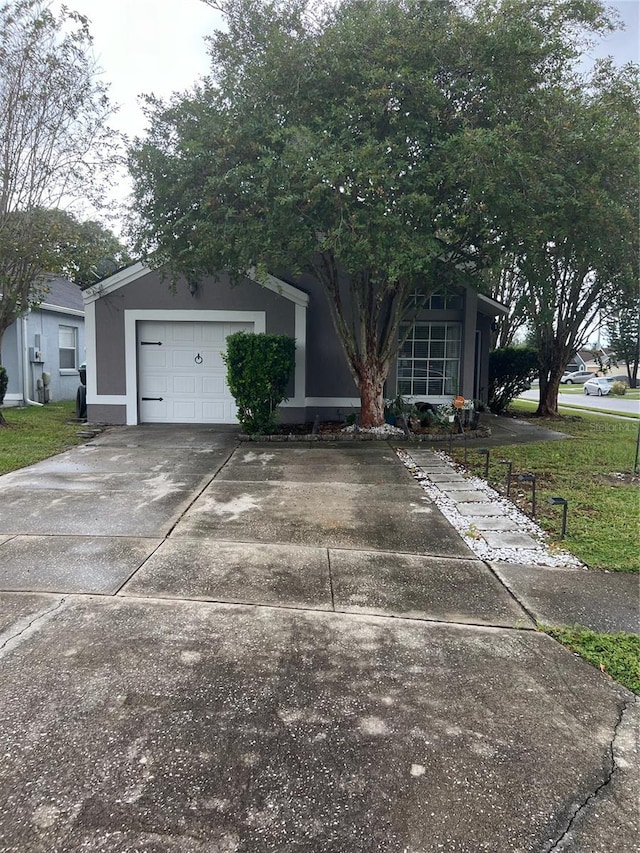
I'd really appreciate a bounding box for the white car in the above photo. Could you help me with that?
[583,377,612,396]
[561,370,595,384]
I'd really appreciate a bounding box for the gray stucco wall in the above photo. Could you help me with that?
[292,273,358,400]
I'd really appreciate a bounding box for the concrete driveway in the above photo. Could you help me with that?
[0,426,637,852]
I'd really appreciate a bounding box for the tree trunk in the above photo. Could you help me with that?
[536,374,562,417]
[356,364,386,428]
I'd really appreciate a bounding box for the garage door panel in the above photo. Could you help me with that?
[202,376,226,394]
[173,376,197,394]
[173,325,197,343]
[138,320,253,423]
[202,401,229,420]
[173,401,198,420]
[144,377,169,394]
[201,325,226,344]
[140,350,168,369]
[141,399,169,420]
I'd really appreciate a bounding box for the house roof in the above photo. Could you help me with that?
[477,292,509,316]
[83,261,310,308]
[39,278,84,314]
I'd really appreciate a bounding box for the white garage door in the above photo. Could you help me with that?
[137,320,253,423]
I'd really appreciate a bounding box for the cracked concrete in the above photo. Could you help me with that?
[0,593,67,656]
[545,698,639,853]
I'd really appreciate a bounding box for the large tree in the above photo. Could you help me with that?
[129,0,619,426]
[0,0,120,354]
[488,60,639,416]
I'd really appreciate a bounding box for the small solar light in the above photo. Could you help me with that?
[549,496,568,538]
[498,459,513,497]
[518,473,537,518]
[478,448,490,479]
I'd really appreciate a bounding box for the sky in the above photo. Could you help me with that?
[61,0,639,228]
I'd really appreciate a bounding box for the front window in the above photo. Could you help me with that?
[397,323,461,396]
[59,325,77,370]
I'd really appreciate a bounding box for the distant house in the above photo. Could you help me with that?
[83,262,507,426]
[568,347,616,374]
[1,278,85,406]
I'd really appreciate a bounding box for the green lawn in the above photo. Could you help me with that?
[452,404,640,573]
[541,625,640,695]
[0,402,83,474]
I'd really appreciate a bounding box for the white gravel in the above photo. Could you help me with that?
[342,423,405,436]
[396,448,586,570]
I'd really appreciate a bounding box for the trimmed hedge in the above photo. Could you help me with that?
[488,347,538,414]
[223,332,296,434]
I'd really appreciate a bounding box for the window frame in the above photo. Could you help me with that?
[397,322,461,397]
[58,324,78,373]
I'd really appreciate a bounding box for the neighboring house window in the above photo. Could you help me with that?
[59,325,77,370]
[397,323,461,396]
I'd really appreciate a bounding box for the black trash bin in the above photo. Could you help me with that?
[76,362,87,419]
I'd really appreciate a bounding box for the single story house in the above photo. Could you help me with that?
[83,263,507,426]
[1,278,85,407]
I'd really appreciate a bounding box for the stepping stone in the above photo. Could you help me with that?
[433,481,477,491]
[456,504,504,517]
[482,531,542,549]
[442,491,491,503]
[427,473,467,483]
[470,517,522,531]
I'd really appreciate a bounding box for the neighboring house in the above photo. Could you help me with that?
[1,278,85,407]
[83,263,507,426]
[566,348,615,375]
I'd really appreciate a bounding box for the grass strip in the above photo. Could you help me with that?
[541,625,640,695]
[0,402,83,474]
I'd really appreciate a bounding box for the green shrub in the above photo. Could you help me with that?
[610,381,627,396]
[223,332,296,434]
[488,347,538,414]
[0,366,7,406]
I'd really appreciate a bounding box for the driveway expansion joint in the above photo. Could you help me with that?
[484,559,540,627]
[163,443,239,538]
[542,696,637,852]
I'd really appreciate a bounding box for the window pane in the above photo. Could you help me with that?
[447,324,461,341]
[430,325,446,339]
[414,340,428,358]
[413,380,426,395]
[446,339,461,358]
[59,326,75,348]
[60,349,76,369]
[397,379,412,395]
[430,340,445,359]
[414,324,429,340]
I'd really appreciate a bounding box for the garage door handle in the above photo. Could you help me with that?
[140,341,163,346]
[142,397,163,401]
